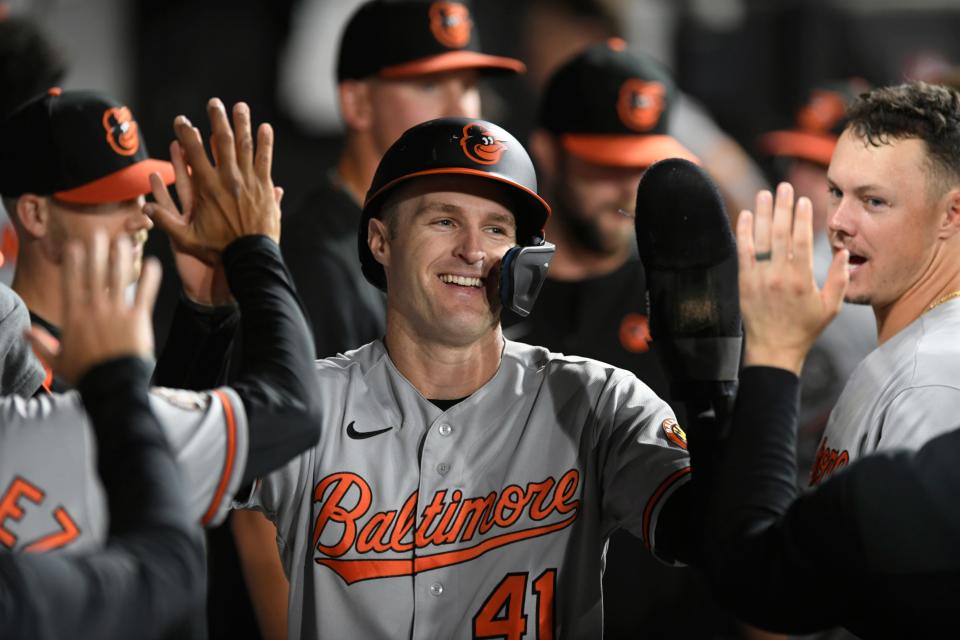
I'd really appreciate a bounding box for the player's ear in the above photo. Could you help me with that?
[13,194,50,239]
[528,129,559,189]
[368,217,391,269]
[938,186,960,239]
[339,79,373,133]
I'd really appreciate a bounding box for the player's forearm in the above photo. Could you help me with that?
[698,366,860,631]
[0,357,204,639]
[222,235,321,481]
[152,293,239,390]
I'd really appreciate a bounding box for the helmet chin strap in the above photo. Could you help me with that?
[499,239,555,317]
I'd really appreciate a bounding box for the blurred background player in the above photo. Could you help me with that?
[758,80,876,481]
[518,0,770,220]
[0,15,67,285]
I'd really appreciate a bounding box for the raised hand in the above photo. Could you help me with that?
[736,182,849,374]
[28,232,161,385]
[144,99,281,266]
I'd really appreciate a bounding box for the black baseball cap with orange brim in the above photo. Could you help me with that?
[538,39,698,168]
[759,79,870,167]
[0,88,173,204]
[337,0,525,81]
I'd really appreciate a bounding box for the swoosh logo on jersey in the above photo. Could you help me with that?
[346,421,392,440]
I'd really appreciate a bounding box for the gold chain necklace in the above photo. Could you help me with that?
[926,290,960,313]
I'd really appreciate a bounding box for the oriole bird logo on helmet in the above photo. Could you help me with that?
[459,123,507,165]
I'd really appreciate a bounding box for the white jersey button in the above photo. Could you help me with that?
[438,423,452,436]
[430,582,444,596]
[436,462,450,475]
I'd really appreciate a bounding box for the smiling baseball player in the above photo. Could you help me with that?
[202,117,694,639]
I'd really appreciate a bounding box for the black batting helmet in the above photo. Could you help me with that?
[358,117,551,290]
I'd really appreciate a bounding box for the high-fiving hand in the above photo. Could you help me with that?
[144,98,281,266]
[736,182,849,374]
[28,232,161,385]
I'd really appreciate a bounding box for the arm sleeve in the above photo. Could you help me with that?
[152,292,239,390]
[221,235,322,482]
[597,371,691,563]
[698,366,960,632]
[0,356,204,640]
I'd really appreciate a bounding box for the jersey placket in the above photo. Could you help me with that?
[411,410,462,639]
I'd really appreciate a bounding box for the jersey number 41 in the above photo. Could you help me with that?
[472,568,556,640]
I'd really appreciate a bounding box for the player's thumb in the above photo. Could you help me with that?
[144,202,192,248]
[821,249,849,318]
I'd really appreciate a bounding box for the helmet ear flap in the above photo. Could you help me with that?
[499,240,555,317]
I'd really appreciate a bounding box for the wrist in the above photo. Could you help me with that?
[742,344,806,376]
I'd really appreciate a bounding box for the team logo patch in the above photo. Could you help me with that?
[661,418,687,450]
[619,312,651,353]
[616,79,666,132]
[102,106,140,156]
[429,1,472,49]
[460,123,507,165]
[797,89,846,133]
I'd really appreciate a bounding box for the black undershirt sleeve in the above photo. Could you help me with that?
[690,367,866,633]
[147,236,320,484]
[219,236,321,483]
[152,292,238,390]
[0,357,205,640]
[698,366,960,634]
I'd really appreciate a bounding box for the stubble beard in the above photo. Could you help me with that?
[553,191,628,257]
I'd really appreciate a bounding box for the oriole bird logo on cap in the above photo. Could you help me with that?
[617,79,666,132]
[102,107,140,156]
[460,123,506,165]
[797,89,847,133]
[429,1,472,49]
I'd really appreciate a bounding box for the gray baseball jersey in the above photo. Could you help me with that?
[238,338,690,639]
[0,386,248,554]
[810,298,960,485]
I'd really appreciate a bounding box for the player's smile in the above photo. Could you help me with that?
[432,267,494,311]
[438,273,484,288]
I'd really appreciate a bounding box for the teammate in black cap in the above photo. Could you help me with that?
[509,40,696,378]
[0,88,175,392]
